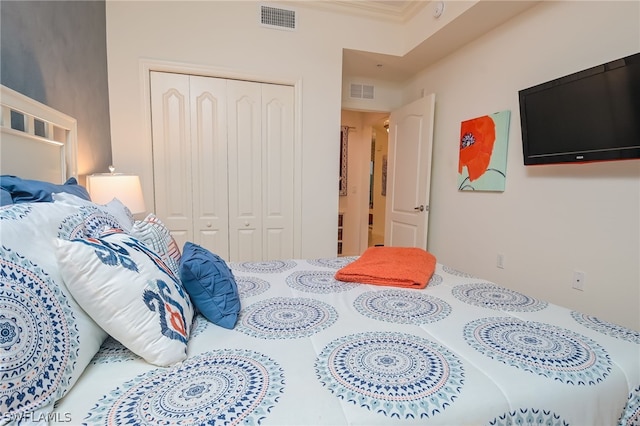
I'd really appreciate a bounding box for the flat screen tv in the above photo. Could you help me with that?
[519,52,640,165]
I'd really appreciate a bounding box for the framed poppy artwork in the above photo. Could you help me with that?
[458,110,511,192]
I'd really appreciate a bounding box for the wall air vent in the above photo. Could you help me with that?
[350,83,375,100]
[260,4,296,31]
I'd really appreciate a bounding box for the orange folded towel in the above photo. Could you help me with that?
[334,246,436,289]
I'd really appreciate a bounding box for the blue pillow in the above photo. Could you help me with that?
[0,188,12,206]
[179,242,240,329]
[0,175,91,204]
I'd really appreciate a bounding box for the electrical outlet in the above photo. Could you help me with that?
[497,254,505,269]
[572,270,585,291]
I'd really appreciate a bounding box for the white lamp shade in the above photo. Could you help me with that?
[86,174,146,214]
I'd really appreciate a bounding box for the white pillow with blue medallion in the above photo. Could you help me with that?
[0,201,108,423]
[55,229,194,367]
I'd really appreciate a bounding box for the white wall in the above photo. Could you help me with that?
[105,1,407,259]
[405,1,640,330]
[106,1,639,330]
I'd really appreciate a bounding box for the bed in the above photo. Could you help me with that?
[1,84,639,426]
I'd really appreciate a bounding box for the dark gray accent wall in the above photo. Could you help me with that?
[1,0,112,179]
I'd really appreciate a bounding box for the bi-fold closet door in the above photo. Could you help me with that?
[149,71,295,262]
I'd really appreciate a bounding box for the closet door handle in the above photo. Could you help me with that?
[414,205,424,212]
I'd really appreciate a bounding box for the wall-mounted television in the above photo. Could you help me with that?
[519,53,640,165]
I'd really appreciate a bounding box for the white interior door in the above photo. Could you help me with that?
[189,75,229,259]
[150,71,193,250]
[261,83,295,260]
[227,80,262,262]
[151,72,230,257]
[151,71,296,262]
[384,94,435,248]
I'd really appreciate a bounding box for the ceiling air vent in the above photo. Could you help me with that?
[350,83,375,100]
[260,4,296,31]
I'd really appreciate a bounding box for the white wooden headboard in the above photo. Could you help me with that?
[0,84,78,183]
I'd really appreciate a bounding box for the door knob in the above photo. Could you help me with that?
[414,205,424,212]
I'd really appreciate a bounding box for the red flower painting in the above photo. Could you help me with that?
[458,115,496,182]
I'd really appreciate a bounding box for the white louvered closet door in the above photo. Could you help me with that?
[261,83,295,261]
[189,76,229,259]
[150,72,294,262]
[150,72,193,251]
[227,80,262,261]
[227,81,295,261]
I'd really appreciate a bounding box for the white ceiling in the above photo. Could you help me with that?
[294,1,539,82]
[320,1,427,21]
[293,1,427,23]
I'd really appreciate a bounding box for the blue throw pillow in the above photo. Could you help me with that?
[0,188,12,206]
[0,175,90,203]
[179,242,240,329]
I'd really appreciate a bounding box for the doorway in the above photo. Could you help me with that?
[339,110,388,256]
[384,94,435,249]
[368,117,389,247]
[340,94,435,255]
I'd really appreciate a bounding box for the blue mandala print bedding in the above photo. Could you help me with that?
[84,349,284,426]
[0,246,79,415]
[315,331,464,419]
[236,297,338,339]
[0,200,127,424]
[463,317,612,385]
[14,251,639,426]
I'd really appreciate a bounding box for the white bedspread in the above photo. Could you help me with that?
[52,258,639,425]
